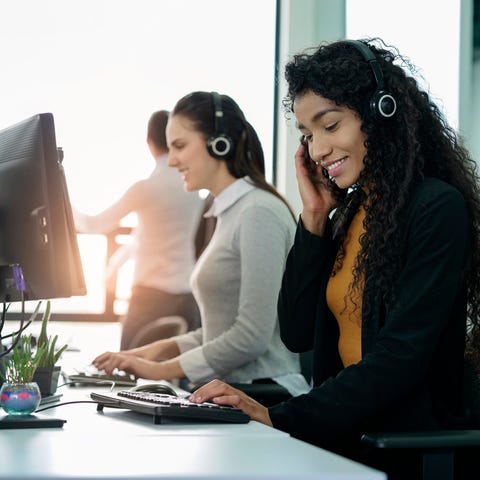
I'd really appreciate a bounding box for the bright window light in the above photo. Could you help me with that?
[346,0,461,129]
[0,0,277,314]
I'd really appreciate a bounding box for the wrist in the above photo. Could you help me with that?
[159,358,184,380]
[300,211,328,236]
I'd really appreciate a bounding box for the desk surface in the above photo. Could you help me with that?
[0,321,386,480]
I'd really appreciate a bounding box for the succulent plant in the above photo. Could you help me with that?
[1,335,45,383]
[34,300,68,368]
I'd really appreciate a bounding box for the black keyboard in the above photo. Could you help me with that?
[91,390,250,424]
[65,368,137,387]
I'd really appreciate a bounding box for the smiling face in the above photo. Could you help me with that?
[166,114,235,195]
[294,90,367,189]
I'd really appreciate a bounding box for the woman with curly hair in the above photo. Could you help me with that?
[190,39,480,476]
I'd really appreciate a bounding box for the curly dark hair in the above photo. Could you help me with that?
[283,38,480,355]
[172,91,295,219]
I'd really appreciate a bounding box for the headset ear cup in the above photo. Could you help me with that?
[370,90,397,119]
[207,133,233,160]
[343,40,397,122]
[208,92,235,160]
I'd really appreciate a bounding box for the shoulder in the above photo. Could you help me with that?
[405,177,469,248]
[121,178,149,202]
[236,188,294,223]
[224,189,295,243]
[143,168,200,201]
[412,177,462,199]
[147,166,184,188]
[409,177,467,220]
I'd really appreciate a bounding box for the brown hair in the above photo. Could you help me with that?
[172,91,295,219]
[147,110,169,150]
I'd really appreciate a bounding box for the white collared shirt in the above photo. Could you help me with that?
[204,176,255,218]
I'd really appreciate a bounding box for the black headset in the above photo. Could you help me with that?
[344,40,397,120]
[206,92,234,160]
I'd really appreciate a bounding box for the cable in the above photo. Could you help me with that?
[0,300,43,357]
[0,319,35,340]
[57,380,116,391]
[0,294,25,358]
[34,381,119,413]
[35,400,118,413]
[56,381,83,388]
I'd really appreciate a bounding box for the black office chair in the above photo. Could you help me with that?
[361,355,480,480]
[128,316,189,349]
[189,351,313,407]
[227,350,314,407]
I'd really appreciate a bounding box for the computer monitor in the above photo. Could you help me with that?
[0,113,86,303]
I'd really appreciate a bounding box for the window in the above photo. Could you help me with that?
[0,0,277,317]
[346,0,462,129]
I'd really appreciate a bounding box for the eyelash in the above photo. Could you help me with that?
[325,122,338,132]
[301,122,339,142]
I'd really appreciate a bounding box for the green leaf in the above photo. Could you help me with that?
[37,300,51,349]
[33,301,68,368]
[0,301,68,378]
[1,335,41,383]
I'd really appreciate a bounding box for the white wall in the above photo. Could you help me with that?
[0,0,278,314]
[275,0,345,215]
[0,0,277,214]
[275,0,478,215]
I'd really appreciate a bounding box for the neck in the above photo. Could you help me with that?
[209,170,238,197]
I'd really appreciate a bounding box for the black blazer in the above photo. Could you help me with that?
[269,178,472,450]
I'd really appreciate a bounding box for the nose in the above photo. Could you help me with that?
[167,153,178,168]
[310,135,332,163]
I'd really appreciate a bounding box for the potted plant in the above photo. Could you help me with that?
[32,300,68,397]
[0,335,44,415]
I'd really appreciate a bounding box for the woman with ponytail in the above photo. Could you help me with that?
[93,91,310,401]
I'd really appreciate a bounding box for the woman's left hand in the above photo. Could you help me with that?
[189,379,273,427]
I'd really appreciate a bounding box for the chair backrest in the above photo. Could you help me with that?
[299,350,313,385]
[361,356,480,480]
[128,316,188,349]
[463,354,480,427]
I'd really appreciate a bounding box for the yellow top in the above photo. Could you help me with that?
[326,206,365,367]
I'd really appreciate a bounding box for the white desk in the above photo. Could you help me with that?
[0,321,387,479]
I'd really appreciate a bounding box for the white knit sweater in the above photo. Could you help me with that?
[175,178,308,394]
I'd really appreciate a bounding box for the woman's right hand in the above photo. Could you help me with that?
[295,142,338,235]
[190,379,273,426]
